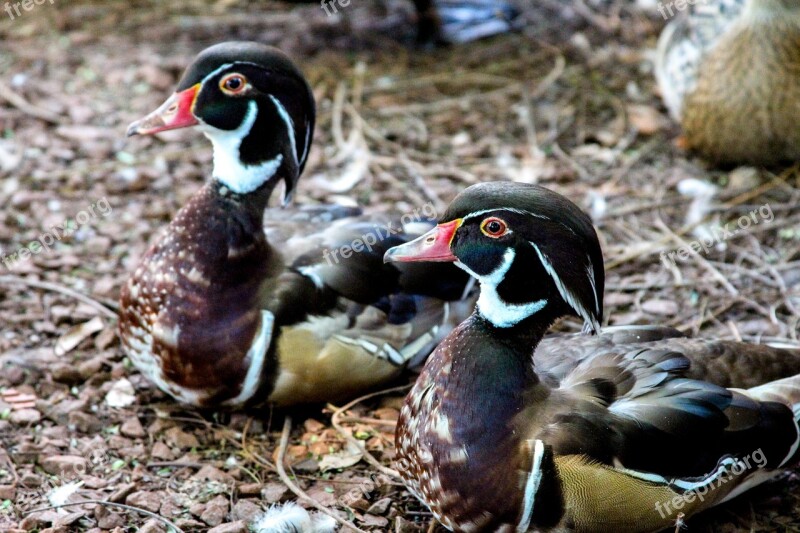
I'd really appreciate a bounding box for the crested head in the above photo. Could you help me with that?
[386,182,604,333]
[128,41,315,202]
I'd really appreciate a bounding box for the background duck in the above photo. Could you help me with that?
[120,42,475,408]
[385,181,800,532]
[655,0,800,166]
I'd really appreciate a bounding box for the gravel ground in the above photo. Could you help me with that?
[0,1,799,531]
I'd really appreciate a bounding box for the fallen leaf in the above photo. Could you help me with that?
[55,316,105,356]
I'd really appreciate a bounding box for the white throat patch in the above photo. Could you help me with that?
[457,248,547,328]
[199,100,283,194]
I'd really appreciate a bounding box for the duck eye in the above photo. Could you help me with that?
[220,74,247,95]
[480,217,508,238]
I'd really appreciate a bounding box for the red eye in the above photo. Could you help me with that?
[480,217,508,238]
[220,74,247,94]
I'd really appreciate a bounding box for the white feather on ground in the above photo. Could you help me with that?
[251,502,337,533]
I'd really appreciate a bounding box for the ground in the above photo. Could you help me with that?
[0,1,799,532]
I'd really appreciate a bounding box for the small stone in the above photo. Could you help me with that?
[40,527,68,533]
[200,495,229,526]
[0,484,16,499]
[192,465,235,486]
[54,511,86,527]
[150,441,174,460]
[94,505,125,529]
[20,511,59,529]
[306,485,337,507]
[50,364,84,384]
[163,427,199,449]
[40,455,87,477]
[261,482,289,504]
[125,491,163,513]
[208,520,248,533]
[231,499,262,523]
[189,502,206,517]
[137,519,167,533]
[68,411,103,433]
[159,496,183,519]
[120,417,146,439]
[9,408,41,425]
[237,482,262,497]
[367,497,392,515]
[360,514,389,528]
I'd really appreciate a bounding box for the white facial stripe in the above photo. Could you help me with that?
[301,119,312,166]
[779,417,800,467]
[269,94,299,169]
[199,100,283,194]
[223,310,275,406]
[462,207,550,223]
[199,62,234,87]
[458,248,547,328]
[530,242,600,334]
[517,439,545,532]
[586,256,600,315]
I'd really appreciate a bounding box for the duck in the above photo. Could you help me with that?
[120,41,474,408]
[384,181,800,532]
[655,0,800,165]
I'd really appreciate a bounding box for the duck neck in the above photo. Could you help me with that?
[417,312,550,525]
[440,312,547,432]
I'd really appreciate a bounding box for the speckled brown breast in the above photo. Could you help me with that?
[119,182,278,407]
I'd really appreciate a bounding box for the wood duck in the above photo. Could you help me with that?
[655,0,800,165]
[384,181,800,532]
[120,42,474,408]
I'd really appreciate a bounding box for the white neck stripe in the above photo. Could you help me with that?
[517,439,545,532]
[200,100,283,194]
[458,248,547,328]
[269,95,299,169]
[530,242,600,333]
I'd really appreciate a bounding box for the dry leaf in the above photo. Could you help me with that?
[55,316,105,356]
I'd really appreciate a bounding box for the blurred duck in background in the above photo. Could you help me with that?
[655,0,800,166]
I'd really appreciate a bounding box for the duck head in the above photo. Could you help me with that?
[385,182,604,332]
[127,41,315,202]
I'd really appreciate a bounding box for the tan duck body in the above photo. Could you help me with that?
[385,182,800,532]
[120,42,474,408]
[656,0,800,165]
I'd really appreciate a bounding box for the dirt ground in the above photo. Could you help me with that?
[0,1,799,532]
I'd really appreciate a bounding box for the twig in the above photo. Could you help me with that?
[0,80,63,124]
[0,275,118,319]
[328,384,410,479]
[654,219,738,296]
[24,500,184,532]
[276,415,369,533]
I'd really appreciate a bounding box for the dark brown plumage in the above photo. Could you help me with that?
[120,42,475,407]
[385,181,800,532]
